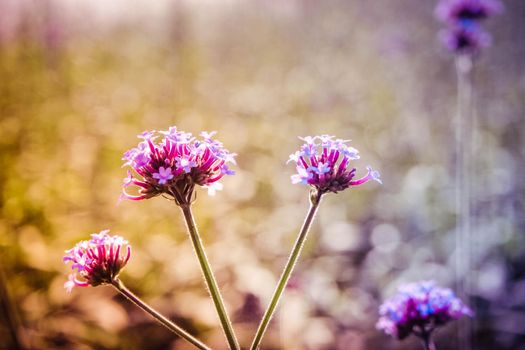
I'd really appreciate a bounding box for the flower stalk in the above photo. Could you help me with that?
[376,281,472,344]
[111,278,211,350]
[248,135,380,349]
[421,330,437,350]
[180,204,240,350]
[64,231,209,349]
[455,53,474,350]
[250,190,323,350]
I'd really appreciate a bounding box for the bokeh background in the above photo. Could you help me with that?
[1,0,524,349]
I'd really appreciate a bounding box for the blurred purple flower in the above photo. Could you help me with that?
[377,281,473,340]
[122,127,236,205]
[435,0,503,54]
[288,135,381,195]
[439,25,491,55]
[63,230,131,293]
[435,0,503,23]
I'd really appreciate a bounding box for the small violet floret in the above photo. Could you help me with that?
[377,281,473,340]
[121,127,236,204]
[63,230,131,293]
[289,135,381,194]
[152,166,175,184]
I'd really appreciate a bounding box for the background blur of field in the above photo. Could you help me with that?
[0,1,524,349]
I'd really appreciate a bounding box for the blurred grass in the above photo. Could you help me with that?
[0,0,524,349]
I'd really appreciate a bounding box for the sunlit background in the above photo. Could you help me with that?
[0,0,524,349]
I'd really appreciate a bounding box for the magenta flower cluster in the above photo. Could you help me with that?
[63,230,131,293]
[435,0,503,54]
[377,281,473,340]
[288,135,381,195]
[122,127,236,204]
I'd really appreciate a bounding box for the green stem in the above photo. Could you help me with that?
[180,204,240,350]
[250,191,323,350]
[111,279,211,350]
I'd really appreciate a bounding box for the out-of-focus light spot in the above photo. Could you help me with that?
[235,265,276,299]
[175,292,220,326]
[492,167,513,195]
[124,250,153,279]
[370,223,400,253]
[321,221,360,252]
[336,330,366,350]
[225,170,256,202]
[401,165,443,205]
[79,292,128,331]
[319,202,348,226]
[145,234,177,262]
[336,288,374,325]
[19,226,51,269]
[110,85,141,114]
[280,294,311,348]
[364,249,393,280]
[306,270,339,309]
[395,262,452,288]
[477,261,505,298]
[302,318,335,349]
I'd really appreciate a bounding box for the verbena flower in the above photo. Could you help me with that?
[122,127,236,205]
[435,0,503,23]
[63,230,131,293]
[439,24,491,55]
[377,281,473,340]
[435,0,503,54]
[288,135,381,195]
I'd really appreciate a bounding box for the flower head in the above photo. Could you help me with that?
[435,0,503,55]
[63,230,131,292]
[439,25,491,55]
[377,281,473,340]
[122,127,236,205]
[289,135,381,195]
[435,0,503,23]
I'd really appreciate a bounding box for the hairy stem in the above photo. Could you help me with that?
[111,279,211,350]
[250,191,323,350]
[180,204,240,350]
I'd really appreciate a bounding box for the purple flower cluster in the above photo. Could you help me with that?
[122,127,236,205]
[377,281,473,340]
[63,230,131,293]
[288,135,381,195]
[435,0,503,54]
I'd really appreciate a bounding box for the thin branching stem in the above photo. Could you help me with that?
[180,204,240,350]
[250,190,323,350]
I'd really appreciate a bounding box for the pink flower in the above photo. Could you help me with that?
[435,0,503,55]
[377,281,473,340]
[122,127,236,205]
[439,25,492,55]
[289,135,381,194]
[63,230,131,292]
[435,0,503,24]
